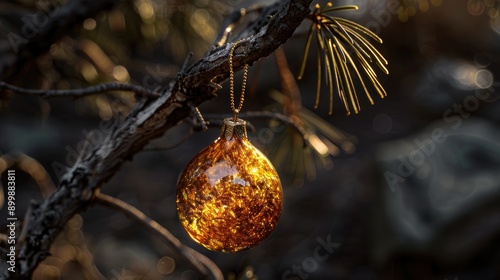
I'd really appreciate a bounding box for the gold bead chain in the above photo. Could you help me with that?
[229,39,249,121]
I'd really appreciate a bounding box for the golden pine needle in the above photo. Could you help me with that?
[349,31,388,71]
[298,3,389,115]
[321,5,358,13]
[335,37,360,113]
[342,43,375,105]
[298,23,316,80]
[314,26,323,109]
[322,14,354,44]
[327,40,347,114]
[332,42,353,114]
[323,39,334,114]
[334,17,383,43]
[358,56,387,98]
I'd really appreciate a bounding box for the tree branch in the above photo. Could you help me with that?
[0,0,119,81]
[182,0,311,88]
[0,81,159,98]
[214,3,270,47]
[95,193,223,280]
[0,0,313,278]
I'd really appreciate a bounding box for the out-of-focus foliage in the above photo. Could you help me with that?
[393,0,500,28]
[0,0,231,119]
[394,0,444,21]
[265,90,357,186]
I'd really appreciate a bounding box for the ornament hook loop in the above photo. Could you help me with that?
[233,109,239,122]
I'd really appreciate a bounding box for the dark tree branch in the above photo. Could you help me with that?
[214,4,268,47]
[0,81,159,98]
[95,193,223,280]
[0,0,313,278]
[182,0,311,88]
[0,0,119,81]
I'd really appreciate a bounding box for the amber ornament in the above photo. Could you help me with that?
[176,118,283,252]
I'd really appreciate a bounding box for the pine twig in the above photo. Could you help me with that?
[274,46,303,114]
[94,193,223,280]
[0,81,159,98]
[299,2,389,115]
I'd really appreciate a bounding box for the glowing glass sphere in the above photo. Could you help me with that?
[176,118,283,252]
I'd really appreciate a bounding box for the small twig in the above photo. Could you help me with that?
[204,118,256,132]
[180,52,194,75]
[243,111,307,138]
[202,119,225,130]
[205,111,307,139]
[17,205,33,250]
[191,106,208,131]
[0,152,56,199]
[94,193,224,280]
[274,46,303,114]
[207,82,222,90]
[0,81,159,99]
[172,52,194,94]
[142,127,194,152]
[215,5,265,46]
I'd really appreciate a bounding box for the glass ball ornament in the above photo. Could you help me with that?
[176,118,283,252]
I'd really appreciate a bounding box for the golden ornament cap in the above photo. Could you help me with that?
[220,117,247,141]
[176,118,283,252]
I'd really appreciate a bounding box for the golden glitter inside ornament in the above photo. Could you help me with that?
[176,118,283,252]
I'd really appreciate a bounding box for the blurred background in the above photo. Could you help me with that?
[1,0,500,279]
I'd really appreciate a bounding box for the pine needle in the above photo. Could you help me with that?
[300,3,389,115]
[298,23,316,80]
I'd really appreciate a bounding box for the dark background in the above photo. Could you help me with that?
[1,0,500,279]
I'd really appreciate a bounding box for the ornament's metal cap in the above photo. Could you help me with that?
[220,118,247,141]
